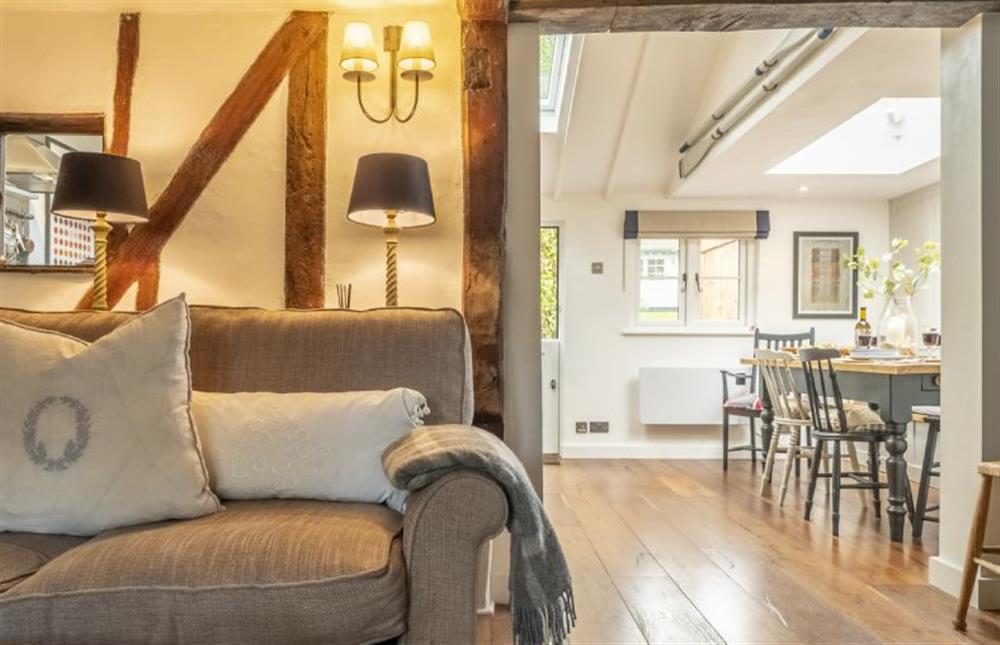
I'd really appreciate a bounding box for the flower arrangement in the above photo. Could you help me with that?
[845,238,941,300]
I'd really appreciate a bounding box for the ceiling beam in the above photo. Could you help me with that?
[603,33,650,199]
[511,1,1000,33]
[552,35,586,200]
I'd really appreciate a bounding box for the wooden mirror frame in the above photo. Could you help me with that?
[0,112,106,273]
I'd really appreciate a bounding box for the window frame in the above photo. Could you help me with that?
[539,34,573,133]
[630,237,754,331]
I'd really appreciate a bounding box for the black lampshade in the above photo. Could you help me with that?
[347,153,435,229]
[52,152,149,224]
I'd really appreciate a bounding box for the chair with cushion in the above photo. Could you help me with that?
[800,348,891,537]
[756,349,866,508]
[721,328,815,470]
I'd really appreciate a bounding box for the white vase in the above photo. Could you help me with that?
[878,294,919,351]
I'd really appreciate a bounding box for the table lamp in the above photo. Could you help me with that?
[347,153,435,307]
[52,152,149,311]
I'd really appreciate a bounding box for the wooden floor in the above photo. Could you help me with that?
[478,459,1000,644]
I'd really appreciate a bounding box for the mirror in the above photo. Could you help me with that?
[1,114,104,271]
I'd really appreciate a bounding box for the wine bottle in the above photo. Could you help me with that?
[854,306,872,347]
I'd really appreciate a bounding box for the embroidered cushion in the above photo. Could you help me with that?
[779,393,885,431]
[0,296,220,536]
[725,393,763,410]
[191,388,428,511]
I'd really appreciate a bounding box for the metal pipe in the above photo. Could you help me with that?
[678,28,817,154]
[678,27,836,179]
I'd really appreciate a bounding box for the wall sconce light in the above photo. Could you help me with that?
[340,21,436,124]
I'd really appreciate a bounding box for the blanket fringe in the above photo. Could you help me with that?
[512,589,576,645]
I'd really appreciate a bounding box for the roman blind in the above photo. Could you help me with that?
[623,210,770,239]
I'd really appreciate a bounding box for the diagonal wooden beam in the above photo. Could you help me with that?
[77,11,328,310]
[107,13,140,284]
[459,0,508,438]
[284,20,328,309]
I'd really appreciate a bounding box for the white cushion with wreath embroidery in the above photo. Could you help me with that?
[0,296,220,536]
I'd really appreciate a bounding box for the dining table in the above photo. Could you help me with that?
[740,355,941,543]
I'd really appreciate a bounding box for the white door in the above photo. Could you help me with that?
[541,339,560,458]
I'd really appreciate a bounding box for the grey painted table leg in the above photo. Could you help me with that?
[884,422,909,542]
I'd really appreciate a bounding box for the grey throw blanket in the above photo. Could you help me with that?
[382,425,575,645]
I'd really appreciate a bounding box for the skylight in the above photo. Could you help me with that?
[539,34,572,133]
[768,97,940,175]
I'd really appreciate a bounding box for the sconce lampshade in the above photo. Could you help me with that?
[51,152,149,224]
[347,153,435,229]
[398,21,436,72]
[341,21,378,73]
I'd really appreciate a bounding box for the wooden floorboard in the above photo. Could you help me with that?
[480,459,1000,645]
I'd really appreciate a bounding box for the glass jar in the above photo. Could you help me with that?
[878,293,919,351]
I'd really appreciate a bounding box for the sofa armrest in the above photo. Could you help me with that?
[401,471,508,645]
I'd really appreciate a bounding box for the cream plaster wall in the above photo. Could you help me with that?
[0,3,464,311]
[889,183,941,327]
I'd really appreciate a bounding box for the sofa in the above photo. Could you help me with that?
[0,305,509,645]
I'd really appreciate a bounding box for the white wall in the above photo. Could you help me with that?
[506,23,543,493]
[889,183,942,327]
[931,13,1000,610]
[0,4,464,311]
[545,195,891,458]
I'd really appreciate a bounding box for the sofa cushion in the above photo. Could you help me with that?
[0,305,474,426]
[0,500,406,645]
[0,296,220,535]
[0,533,86,593]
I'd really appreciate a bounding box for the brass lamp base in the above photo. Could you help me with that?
[384,211,399,307]
[91,213,111,311]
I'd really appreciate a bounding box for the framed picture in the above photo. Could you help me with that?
[793,232,858,319]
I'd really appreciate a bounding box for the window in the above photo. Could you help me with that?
[540,226,560,339]
[638,239,682,323]
[539,34,572,133]
[636,238,751,328]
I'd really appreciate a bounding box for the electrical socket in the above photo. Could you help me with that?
[575,422,588,434]
[589,421,609,433]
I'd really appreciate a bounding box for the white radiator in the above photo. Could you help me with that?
[639,366,749,425]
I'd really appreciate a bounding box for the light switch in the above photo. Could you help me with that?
[591,262,604,275]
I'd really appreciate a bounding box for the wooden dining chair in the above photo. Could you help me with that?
[755,349,815,505]
[800,348,891,537]
[720,327,815,470]
[910,406,941,540]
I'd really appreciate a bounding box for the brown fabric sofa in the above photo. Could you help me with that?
[0,306,508,645]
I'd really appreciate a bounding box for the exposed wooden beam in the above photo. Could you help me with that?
[110,13,139,157]
[76,12,328,310]
[135,263,160,310]
[510,1,1000,32]
[459,0,508,438]
[0,113,104,134]
[284,19,328,309]
[551,34,585,201]
[107,13,141,288]
[603,33,649,199]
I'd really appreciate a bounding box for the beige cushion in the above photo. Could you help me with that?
[0,500,407,644]
[0,305,474,427]
[780,393,885,431]
[0,533,86,593]
[0,296,220,536]
[192,389,427,510]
